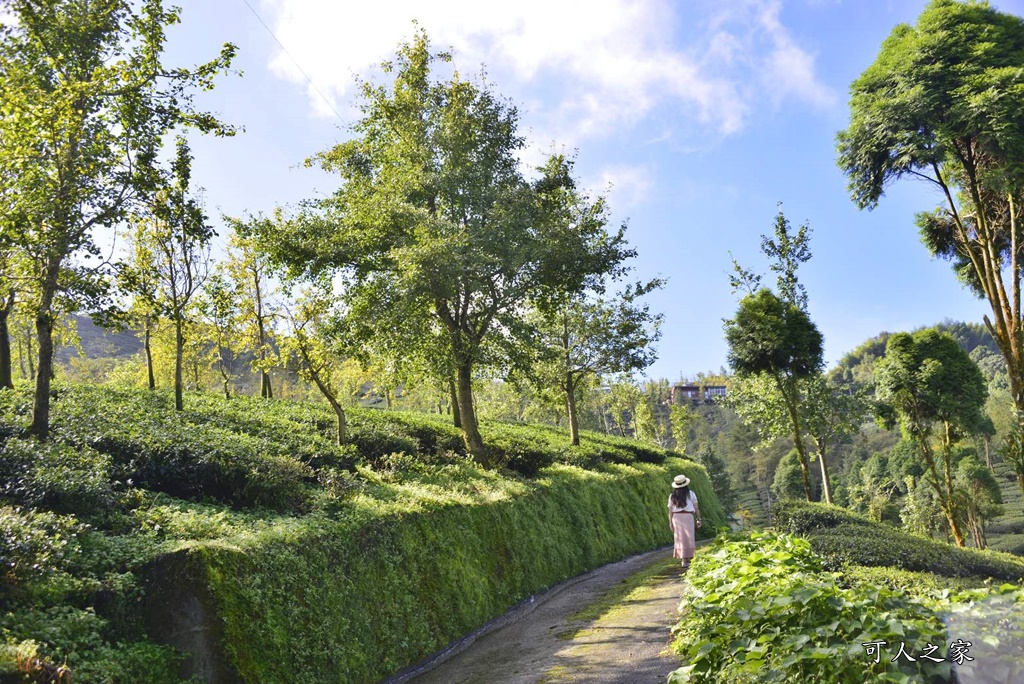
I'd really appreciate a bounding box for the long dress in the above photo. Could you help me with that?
[669,491,697,560]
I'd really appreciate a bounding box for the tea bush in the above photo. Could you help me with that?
[772,500,1024,581]
[0,440,114,516]
[179,458,722,684]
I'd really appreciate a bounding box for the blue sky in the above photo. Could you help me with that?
[161,0,1023,381]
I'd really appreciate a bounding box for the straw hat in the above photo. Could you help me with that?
[671,474,691,489]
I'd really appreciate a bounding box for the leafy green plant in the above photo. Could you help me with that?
[670,532,951,683]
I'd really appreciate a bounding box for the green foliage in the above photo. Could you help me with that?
[530,282,664,445]
[725,289,823,380]
[772,500,1024,581]
[0,384,729,683]
[161,457,723,684]
[771,449,808,501]
[839,565,989,595]
[838,0,1024,466]
[262,31,639,459]
[669,532,953,683]
[0,439,114,515]
[670,531,1024,683]
[0,0,237,438]
[876,330,987,441]
[693,444,736,514]
[0,507,84,598]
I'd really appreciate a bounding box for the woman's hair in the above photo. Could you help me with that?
[670,486,690,508]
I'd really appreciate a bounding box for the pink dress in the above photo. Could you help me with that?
[669,492,697,560]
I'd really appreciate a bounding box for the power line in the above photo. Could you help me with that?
[237,0,346,124]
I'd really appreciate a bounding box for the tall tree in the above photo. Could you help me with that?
[0,243,20,389]
[838,0,1024,421]
[875,329,988,547]
[801,376,868,505]
[532,281,663,446]
[224,215,279,399]
[0,0,235,438]
[954,455,1002,549]
[725,289,824,501]
[260,31,631,461]
[118,219,161,389]
[280,284,348,444]
[149,137,213,411]
[198,273,240,399]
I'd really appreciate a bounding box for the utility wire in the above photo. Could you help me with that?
[238,0,346,124]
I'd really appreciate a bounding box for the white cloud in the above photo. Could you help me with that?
[592,165,654,211]
[261,0,834,144]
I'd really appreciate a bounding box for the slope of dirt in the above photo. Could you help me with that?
[390,546,695,684]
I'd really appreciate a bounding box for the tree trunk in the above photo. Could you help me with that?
[331,401,346,445]
[984,434,992,470]
[144,320,155,390]
[16,333,26,380]
[566,374,580,446]
[0,295,14,390]
[26,326,35,381]
[220,349,230,399]
[921,438,966,547]
[449,376,462,428]
[174,315,184,411]
[456,361,485,461]
[816,442,834,505]
[941,425,965,546]
[31,311,55,440]
[31,266,59,440]
[261,370,272,399]
[777,377,813,502]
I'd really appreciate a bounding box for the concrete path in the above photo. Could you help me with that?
[389,547,692,684]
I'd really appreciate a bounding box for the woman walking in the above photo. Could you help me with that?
[668,474,702,569]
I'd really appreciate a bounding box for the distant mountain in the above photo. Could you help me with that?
[56,314,143,364]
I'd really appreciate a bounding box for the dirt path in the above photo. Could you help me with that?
[388,547,692,684]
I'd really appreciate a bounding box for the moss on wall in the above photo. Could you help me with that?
[147,458,723,684]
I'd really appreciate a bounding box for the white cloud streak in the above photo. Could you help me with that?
[261,0,833,145]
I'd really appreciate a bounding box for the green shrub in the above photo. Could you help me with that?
[773,500,1024,582]
[839,565,990,595]
[148,458,723,683]
[670,532,957,684]
[990,533,1024,556]
[0,440,114,516]
[342,414,422,465]
[0,507,85,599]
[0,384,728,683]
[485,425,558,476]
[36,387,311,510]
[771,498,874,533]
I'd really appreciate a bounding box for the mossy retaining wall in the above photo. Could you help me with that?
[143,459,723,684]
